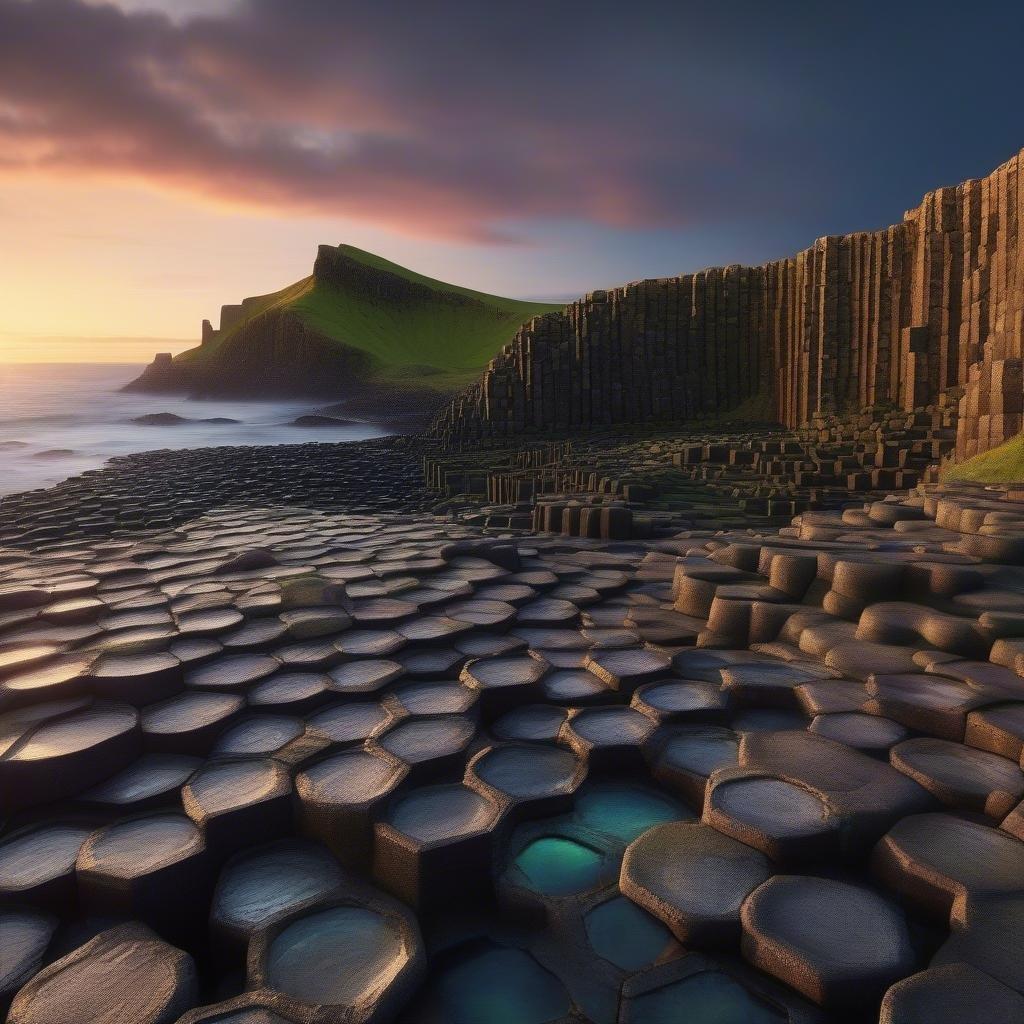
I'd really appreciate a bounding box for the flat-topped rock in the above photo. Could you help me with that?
[866,672,985,741]
[705,773,837,863]
[377,715,475,777]
[1,652,96,708]
[183,758,292,854]
[890,737,1024,819]
[141,690,244,753]
[263,904,407,1007]
[880,964,1024,1024]
[6,922,198,1024]
[741,875,919,1009]
[584,647,671,692]
[0,821,93,907]
[1,907,57,1010]
[492,704,567,743]
[298,747,407,866]
[327,659,403,696]
[965,703,1024,760]
[648,724,740,806]
[621,820,771,944]
[91,651,183,704]
[584,894,677,972]
[618,954,794,1024]
[375,783,500,909]
[737,729,934,854]
[469,742,581,806]
[932,896,1024,996]
[247,671,332,713]
[306,700,388,745]
[631,679,729,722]
[873,812,1024,924]
[541,668,609,705]
[210,839,345,956]
[809,711,907,753]
[76,813,208,931]
[562,705,656,766]
[186,654,279,692]
[1,699,140,810]
[460,655,547,717]
[80,752,200,812]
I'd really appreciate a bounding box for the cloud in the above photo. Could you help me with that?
[0,0,823,242]
[10,0,1021,246]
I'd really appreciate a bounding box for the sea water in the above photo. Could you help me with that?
[0,363,384,495]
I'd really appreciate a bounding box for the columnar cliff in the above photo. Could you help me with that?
[429,149,1023,460]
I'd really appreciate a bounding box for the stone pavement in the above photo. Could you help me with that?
[3,475,1024,1022]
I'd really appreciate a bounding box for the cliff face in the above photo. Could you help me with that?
[429,148,1024,461]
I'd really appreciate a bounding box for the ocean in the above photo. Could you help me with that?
[0,363,386,496]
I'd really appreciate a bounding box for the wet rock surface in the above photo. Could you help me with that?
[4,464,1024,1021]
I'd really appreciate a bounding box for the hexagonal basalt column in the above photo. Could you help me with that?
[460,655,548,720]
[375,714,476,782]
[704,770,839,864]
[741,875,919,1010]
[492,704,568,743]
[405,938,575,1024]
[79,752,201,814]
[560,706,656,770]
[468,742,585,819]
[210,839,346,962]
[619,953,811,1024]
[583,647,671,695]
[647,725,740,807]
[183,758,293,858]
[185,654,279,693]
[76,814,210,938]
[631,679,730,724]
[1,699,140,811]
[0,652,96,709]
[327,658,403,698]
[0,820,95,910]
[91,651,183,705]
[248,893,425,1024]
[890,737,1024,820]
[306,700,390,746]
[297,748,407,867]
[6,923,198,1024]
[1,907,58,1015]
[871,812,1024,925]
[621,821,771,945]
[880,964,1024,1024]
[373,783,501,911]
[141,691,244,754]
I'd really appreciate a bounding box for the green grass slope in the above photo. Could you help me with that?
[175,244,562,390]
[944,431,1024,483]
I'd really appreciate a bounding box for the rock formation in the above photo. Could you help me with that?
[126,244,560,398]
[430,148,1024,463]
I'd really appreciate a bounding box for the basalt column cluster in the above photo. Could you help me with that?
[430,149,1024,461]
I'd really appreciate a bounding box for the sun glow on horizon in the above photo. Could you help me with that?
[0,334,193,365]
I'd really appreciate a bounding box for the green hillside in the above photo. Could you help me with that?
[944,431,1024,484]
[172,244,562,391]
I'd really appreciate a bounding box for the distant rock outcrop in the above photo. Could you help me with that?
[291,414,357,427]
[131,413,239,426]
[125,245,560,401]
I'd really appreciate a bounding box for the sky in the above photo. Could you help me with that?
[1,0,1023,362]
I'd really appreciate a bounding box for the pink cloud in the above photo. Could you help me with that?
[0,0,803,242]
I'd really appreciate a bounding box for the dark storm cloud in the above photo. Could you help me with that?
[1,0,1022,244]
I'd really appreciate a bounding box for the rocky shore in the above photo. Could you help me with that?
[1,423,1024,1023]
